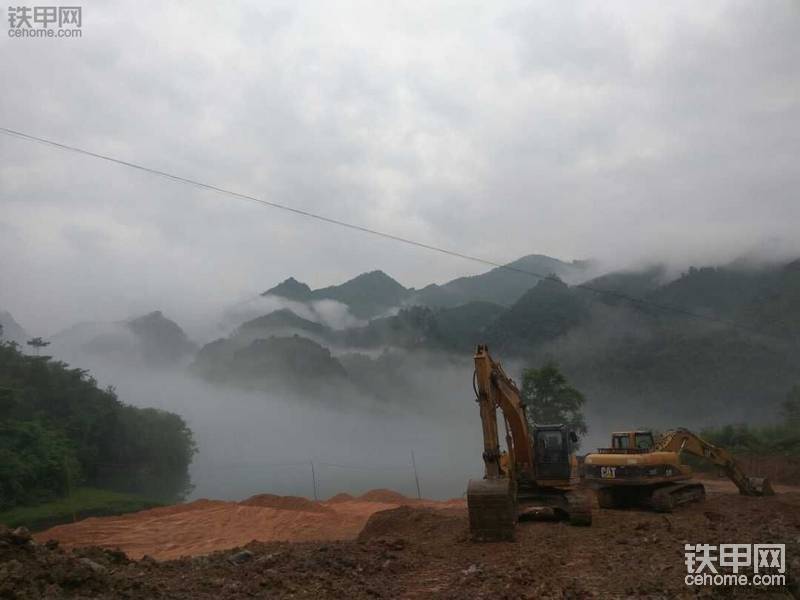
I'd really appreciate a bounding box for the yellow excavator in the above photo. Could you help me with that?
[467,344,592,541]
[582,428,774,511]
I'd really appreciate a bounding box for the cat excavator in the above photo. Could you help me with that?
[467,344,592,542]
[582,428,774,511]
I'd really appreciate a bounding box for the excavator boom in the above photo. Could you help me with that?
[656,429,775,496]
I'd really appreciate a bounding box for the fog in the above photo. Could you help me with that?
[45,338,485,501]
[42,322,682,502]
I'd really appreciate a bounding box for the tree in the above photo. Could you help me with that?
[521,361,588,446]
[26,337,50,356]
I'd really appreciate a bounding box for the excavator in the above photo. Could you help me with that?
[467,344,592,541]
[582,428,774,511]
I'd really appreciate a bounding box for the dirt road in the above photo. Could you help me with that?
[3,482,799,598]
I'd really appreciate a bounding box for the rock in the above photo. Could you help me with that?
[227,550,254,565]
[78,558,107,574]
[45,539,60,550]
[462,563,480,576]
[10,527,32,545]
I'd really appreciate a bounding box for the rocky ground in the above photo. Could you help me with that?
[2,483,799,599]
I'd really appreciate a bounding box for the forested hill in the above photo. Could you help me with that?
[261,254,592,318]
[197,256,800,425]
[0,338,196,511]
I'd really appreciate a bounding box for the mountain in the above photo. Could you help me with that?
[410,254,592,308]
[263,271,409,319]
[576,265,667,305]
[126,311,196,365]
[261,254,590,320]
[642,265,774,320]
[0,311,28,345]
[433,301,505,353]
[485,277,590,354]
[49,311,195,367]
[237,309,329,341]
[262,277,312,302]
[739,259,800,339]
[193,334,348,395]
[311,271,409,319]
[213,255,800,425]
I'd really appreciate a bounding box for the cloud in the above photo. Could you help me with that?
[1,1,799,333]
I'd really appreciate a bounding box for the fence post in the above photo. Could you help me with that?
[310,460,318,501]
[411,451,421,500]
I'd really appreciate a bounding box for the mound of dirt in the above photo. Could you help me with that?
[0,526,135,599]
[33,491,460,560]
[13,484,800,598]
[326,492,355,503]
[358,489,413,504]
[130,498,228,517]
[357,506,462,545]
[240,494,331,513]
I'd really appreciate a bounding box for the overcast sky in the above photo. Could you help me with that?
[1,1,799,335]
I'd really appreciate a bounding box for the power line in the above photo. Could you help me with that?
[0,126,787,341]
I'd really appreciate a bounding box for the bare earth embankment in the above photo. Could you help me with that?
[31,489,462,560]
[1,483,798,599]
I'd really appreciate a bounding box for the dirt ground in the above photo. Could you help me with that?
[31,490,462,561]
[3,483,799,599]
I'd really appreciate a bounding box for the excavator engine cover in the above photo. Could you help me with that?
[467,478,516,542]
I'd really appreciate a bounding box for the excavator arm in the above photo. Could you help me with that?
[473,344,533,480]
[467,345,533,540]
[656,428,774,496]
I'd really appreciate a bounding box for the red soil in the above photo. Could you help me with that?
[239,494,331,513]
[358,489,415,504]
[34,489,462,560]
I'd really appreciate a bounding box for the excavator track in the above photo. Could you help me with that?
[595,487,618,509]
[651,482,706,512]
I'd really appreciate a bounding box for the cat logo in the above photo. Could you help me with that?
[600,466,617,479]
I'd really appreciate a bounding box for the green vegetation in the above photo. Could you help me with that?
[0,487,161,530]
[263,271,409,319]
[0,338,196,513]
[521,361,587,446]
[700,386,800,456]
[204,256,800,424]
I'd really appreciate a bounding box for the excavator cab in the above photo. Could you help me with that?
[610,431,655,452]
[533,425,578,480]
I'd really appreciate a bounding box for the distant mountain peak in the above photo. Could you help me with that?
[262,277,313,301]
[0,310,28,344]
[345,270,405,288]
[126,310,195,365]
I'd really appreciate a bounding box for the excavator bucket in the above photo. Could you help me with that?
[467,478,516,542]
[746,477,775,496]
